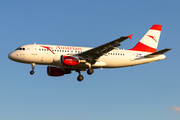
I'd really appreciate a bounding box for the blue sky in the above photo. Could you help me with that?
[1,0,180,120]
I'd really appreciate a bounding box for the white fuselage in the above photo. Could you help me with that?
[8,44,166,69]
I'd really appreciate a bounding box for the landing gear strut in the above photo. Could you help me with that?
[85,63,94,75]
[30,63,35,75]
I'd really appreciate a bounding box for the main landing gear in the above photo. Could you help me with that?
[76,70,84,82]
[87,68,94,75]
[77,75,84,82]
[76,68,94,82]
[30,63,35,75]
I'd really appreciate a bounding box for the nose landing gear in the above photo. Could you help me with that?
[30,63,35,75]
[30,70,34,75]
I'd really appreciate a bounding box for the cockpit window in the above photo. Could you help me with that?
[15,47,25,51]
[15,47,20,50]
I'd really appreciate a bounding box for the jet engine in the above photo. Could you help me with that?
[61,55,79,66]
[47,66,71,77]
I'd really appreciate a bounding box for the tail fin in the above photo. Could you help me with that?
[130,24,162,53]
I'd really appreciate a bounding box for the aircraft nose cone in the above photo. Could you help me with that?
[8,52,12,60]
[8,52,15,60]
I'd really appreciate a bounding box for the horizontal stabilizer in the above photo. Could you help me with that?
[144,48,172,58]
[135,48,172,60]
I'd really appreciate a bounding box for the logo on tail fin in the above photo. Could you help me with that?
[147,35,157,42]
[129,24,162,53]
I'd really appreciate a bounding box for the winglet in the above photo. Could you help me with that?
[128,34,133,39]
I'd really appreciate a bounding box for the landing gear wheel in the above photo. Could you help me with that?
[77,75,84,82]
[30,70,34,75]
[30,63,35,75]
[87,68,94,75]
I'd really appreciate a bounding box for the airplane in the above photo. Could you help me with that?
[8,24,171,81]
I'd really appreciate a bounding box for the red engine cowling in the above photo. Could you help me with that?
[47,66,71,77]
[61,55,79,66]
[47,66,65,77]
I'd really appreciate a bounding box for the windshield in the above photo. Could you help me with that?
[15,47,25,51]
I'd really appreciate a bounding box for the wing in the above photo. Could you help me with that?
[77,34,132,64]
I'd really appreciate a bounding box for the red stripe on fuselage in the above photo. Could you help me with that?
[130,42,156,53]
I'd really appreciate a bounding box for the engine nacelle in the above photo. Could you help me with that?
[47,66,71,77]
[61,55,79,66]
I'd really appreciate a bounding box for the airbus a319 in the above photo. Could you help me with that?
[8,24,171,81]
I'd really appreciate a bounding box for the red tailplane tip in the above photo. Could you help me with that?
[128,34,133,39]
